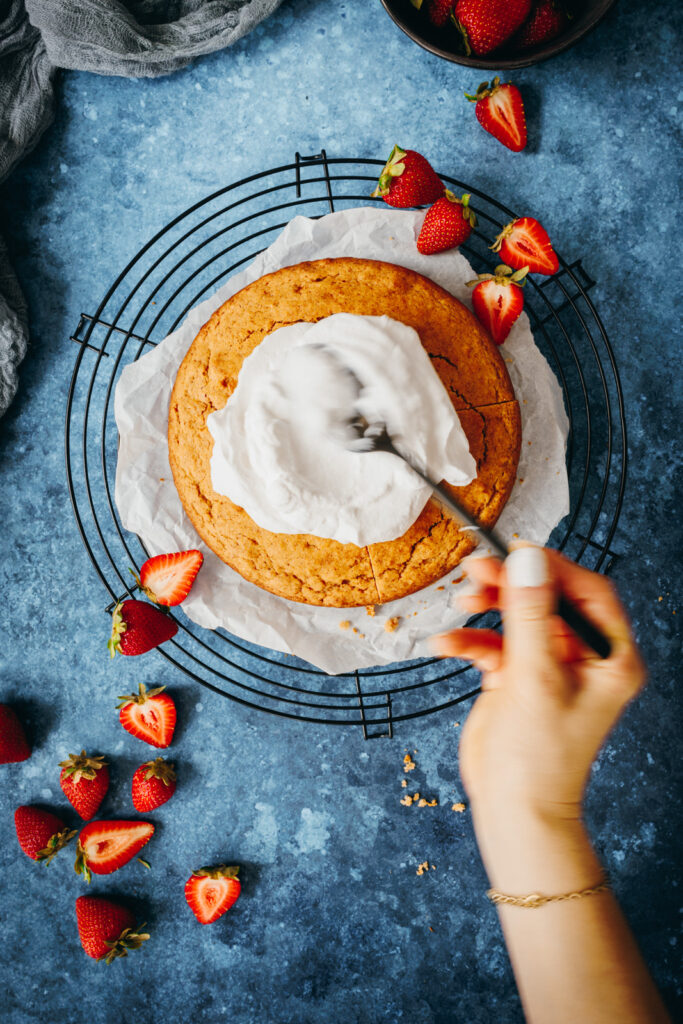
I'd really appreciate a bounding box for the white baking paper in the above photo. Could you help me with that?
[114,208,569,674]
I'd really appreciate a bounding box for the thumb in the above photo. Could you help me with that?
[503,546,557,671]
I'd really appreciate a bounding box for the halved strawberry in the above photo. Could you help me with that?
[108,599,177,658]
[185,865,241,924]
[59,751,109,820]
[371,145,444,208]
[491,216,559,275]
[117,683,176,748]
[465,77,527,152]
[74,820,154,882]
[467,264,528,345]
[135,550,203,607]
[15,806,77,863]
[76,896,150,963]
[132,757,176,812]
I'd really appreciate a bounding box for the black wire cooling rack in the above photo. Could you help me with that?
[65,151,627,737]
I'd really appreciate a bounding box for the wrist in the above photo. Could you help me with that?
[470,800,601,897]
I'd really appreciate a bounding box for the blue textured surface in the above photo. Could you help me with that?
[1,0,681,1021]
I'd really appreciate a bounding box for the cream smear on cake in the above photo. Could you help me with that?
[206,312,476,546]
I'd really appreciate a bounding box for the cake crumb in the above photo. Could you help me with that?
[352,627,359,634]
[416,861,429,876]
[452,574,465,585]
[658,596,663,602]
[451,802,466,813]
[418,798,438,808]
[403,753,416,772]
[385,616,400,633]
[339,620,350,631]
[366,605,376,617]
[401,780,407,788]
[453,721,460,728]
[159,477,165,482]
[436,586,445,591]
[512,532,519,538]
[400,795,414,807]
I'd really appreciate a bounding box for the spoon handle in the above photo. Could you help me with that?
[394,444,612,660]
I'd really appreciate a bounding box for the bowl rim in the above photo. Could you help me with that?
[379,0,618,70]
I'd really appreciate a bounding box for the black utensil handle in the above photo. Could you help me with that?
[557,595,611,659]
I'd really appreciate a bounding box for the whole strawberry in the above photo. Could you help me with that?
[117,683,176,748]
[426,0,454,26]
[76,895,150,963]
[491,216,559,275]
[14,806,77,863]
[371,145,444,208]
[516,0,568,49]
[465,77,527,152]
[108,599,178,657]
[59,750,109,820]
[417,191,476,255]
[454,0,531,55]
[185,865,241,925]
[132,757,176,812]
[0,704,31,764]
[467,264,529,345]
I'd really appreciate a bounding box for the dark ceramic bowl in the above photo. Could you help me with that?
[380,0,617,70]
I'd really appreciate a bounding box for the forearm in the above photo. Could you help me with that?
[472,804,670,1024]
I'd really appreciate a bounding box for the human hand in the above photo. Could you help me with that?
[433,545,646,825]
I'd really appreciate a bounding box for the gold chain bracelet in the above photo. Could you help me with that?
[487,872,610,909]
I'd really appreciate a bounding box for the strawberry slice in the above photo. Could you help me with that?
[108,599,177,657]
[491,216,559,275]
[467,264,529,345]
[185,865,241,924]
[75,820,154,881]
[465,77,527,152]
[136,550,203,606]
[76,896,150,963]
[117,683,176,748]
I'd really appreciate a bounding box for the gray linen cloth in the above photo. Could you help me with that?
[0,0,282,418]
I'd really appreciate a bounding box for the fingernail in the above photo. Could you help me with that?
[505,547,549,588]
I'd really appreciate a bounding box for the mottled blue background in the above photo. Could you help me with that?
[0,0,681,1021]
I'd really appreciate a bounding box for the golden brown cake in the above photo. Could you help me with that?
[168,257,521,607]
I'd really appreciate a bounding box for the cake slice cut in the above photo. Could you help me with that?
[367,402,521,603]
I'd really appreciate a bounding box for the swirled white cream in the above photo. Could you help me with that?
[206,313,476,546]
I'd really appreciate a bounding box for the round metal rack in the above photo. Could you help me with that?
[65,152,627,736]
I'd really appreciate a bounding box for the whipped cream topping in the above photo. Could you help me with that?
[206,313,476,546]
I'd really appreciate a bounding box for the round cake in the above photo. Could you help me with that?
[168,257,521,607]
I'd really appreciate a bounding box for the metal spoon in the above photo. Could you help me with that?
[343,406,611,660]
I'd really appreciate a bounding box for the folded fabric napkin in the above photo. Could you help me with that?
[0,0,282,418]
